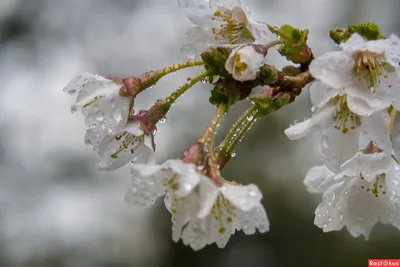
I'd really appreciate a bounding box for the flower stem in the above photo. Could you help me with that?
[166,70,210,105]
[217,105,258,155]
[226,111,259,154]
[139,60,205,92]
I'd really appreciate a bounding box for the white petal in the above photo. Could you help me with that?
[197,178,219,219]
[309,51,354,89]
[321,127,359,173]
[340,152,394,183]
[168,162,203,198]
[309,81,342,109]
[304,165,335,193]
[344,179,393,239]
[340,33,368,52]
[359,110,391,152]
[284,103,336,140]
[220,183,262,212]
[125,164,167,207]
[210,0,242,8]
[314,181,348,233]
[97,123,154,171]
[234,204,269,234]
[346,93,390,116]
[177,0,214,25]
[386,34,400,66]
[376,71,400,111]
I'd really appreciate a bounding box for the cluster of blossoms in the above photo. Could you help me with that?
[63,0,400,250]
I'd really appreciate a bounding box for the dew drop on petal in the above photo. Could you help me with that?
[238,196,248,205]
[321,68,328,75]
[95,111,104,121]
[339,212,344,221]
[111,108,122,122]
[323,223,328,228]
[328,217,332,222]
[180,44,197,60]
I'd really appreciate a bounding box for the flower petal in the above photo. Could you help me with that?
[309,51,354,89]
[359,110,391,152]
[321,127,359,173]
[234,204,269,235]
[284,103,336,140]
[386,34,400,66]
[346,93,390,116]
[309,81,342,109]
[340,33,368,52]
[177,0,214,25]
[314,180,348,233]
[340,151,394,183]
[220,183,262,212]
[304,165,335,193]
[197,178,219,219]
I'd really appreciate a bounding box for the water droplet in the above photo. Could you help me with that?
[159,117,167,124]
[328,201,332,206]
[248,188,258,197]
[323,223,328,228]
[311,106,317,112]
[321,68,328,75]
[101,123,106,130]
[186,77,192,84]
[171,102,176,107]
[180,44,197,60]
[247,115,254,121]
[111,108,122,122]
[321,135,330,150]
[201,78,207,84]
[231,152,236,158]
[328,217,332,222]
[339,212,344,221]
[95,111,104,121]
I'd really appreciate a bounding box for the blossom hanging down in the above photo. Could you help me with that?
[65,73,156,170]
[225,44,267,81]
[310,33,400,112]
[64,73,132,152]
[304,142,400,239]
[177,0,269,58]
[127,159,269,251]
[284,81,392,171]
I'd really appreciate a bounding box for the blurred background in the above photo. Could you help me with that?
[0,0,400,266]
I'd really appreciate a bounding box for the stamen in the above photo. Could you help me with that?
[332,95,361,133]
[211,8,247,43]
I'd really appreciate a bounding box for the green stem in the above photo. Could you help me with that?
[139,60,205,93]
[226,112,259,154]
[198,104,227,144]
[217,105,258,154]
[166,70,210,105]
[389,105,397,133]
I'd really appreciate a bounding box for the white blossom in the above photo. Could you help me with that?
[177,0,269,58]
[64,72,131,152]
[225,45,266,81]
[305,162,400,239]
[310,33,400,112]
[285,81,392,169]
[128,160,269,250]
[97,122,155,171]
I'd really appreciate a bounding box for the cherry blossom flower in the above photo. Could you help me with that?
[224,44,266,81]
[305,136,400,239]
[127,159,269,250]
[284,81,392,167]
[96,121,155,171]
[310,33,400,111]
[305,162,400,239]
[177,0,269,58]
[64,73,131,152]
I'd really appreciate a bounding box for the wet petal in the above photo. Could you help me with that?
[284,103,336,140]
[304,165,335,193]
[234,204,269,235]
[220,183,262,212]
[309,51,354,89]
[359,110,391,152]
[309,81,342,109]
[340,33,368,52]
[346,93,390,116]
[321,128,359,173]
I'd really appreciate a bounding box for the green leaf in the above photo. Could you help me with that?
[209,87,229,106]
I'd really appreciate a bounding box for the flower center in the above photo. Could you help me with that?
[110,132,144,158]
[211,7,247,43]
[234,53,248,72]
[360,174,387,198]
[354,51,394,93]
[332,95,361,134]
